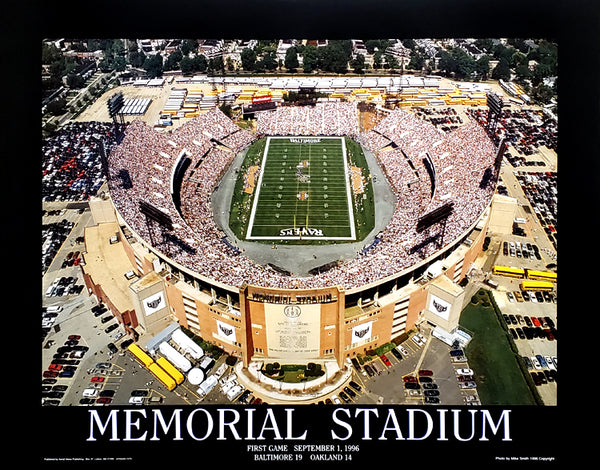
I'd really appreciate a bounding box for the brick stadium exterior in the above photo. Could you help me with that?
[82,103,500,372]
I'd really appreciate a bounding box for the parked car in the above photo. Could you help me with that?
[349,381,362,392]
[459,381,477,389]
[390,348,403,360]
[456,368,474,376]
[380,354,391,367]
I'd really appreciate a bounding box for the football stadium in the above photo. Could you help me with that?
[82,99,502,399]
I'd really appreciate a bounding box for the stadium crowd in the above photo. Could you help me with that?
[107,104,498,290]
[256,102,360,138]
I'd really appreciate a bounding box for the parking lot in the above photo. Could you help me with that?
[303,328,480,407]
[485,233,557,406]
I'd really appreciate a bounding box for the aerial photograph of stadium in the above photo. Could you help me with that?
[41,38,558,410]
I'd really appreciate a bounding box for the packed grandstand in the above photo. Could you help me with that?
[107,102,498,290]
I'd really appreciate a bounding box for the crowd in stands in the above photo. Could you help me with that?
[107,104,498,290]
[256,102,360,138]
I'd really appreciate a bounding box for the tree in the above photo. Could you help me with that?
[129,50,146,68]
[284,47,299,72]
[143,54,163,78]
[262,52,278,71]
[474,38,494,53]
[66,74,85,89]
[226,57,236,72]
[491,57,511,81]
[208,56,224,74]
[408,50,425,71]
[514,61,531,82]
[253,59,266,73]
[241,47,256,71]
[318,42,349,73]
[384,54,399,70]
[438,48,476,79]
[46,98,67,116]
[164,49,183,71]
[113,56,126,72]
[302,45,318,73]
[181,39,198,56]
[180,56,194,74]
[475,55,491,80]
[194,54,208,72]
[527,40,557,76]
[42,43,62,64]
[98,59,112,73]
[372,51,383,69]
[351,54,365,74]
[452,49,476,78]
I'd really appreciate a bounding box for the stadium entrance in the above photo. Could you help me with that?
[240,284,345,367]
[235,283,353,401]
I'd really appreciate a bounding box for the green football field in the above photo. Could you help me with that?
[247,137,355,240]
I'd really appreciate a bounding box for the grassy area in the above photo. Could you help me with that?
[459,289,538,405]
[260,363,324,383]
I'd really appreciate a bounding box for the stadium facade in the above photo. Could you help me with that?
[81,102,501,374]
